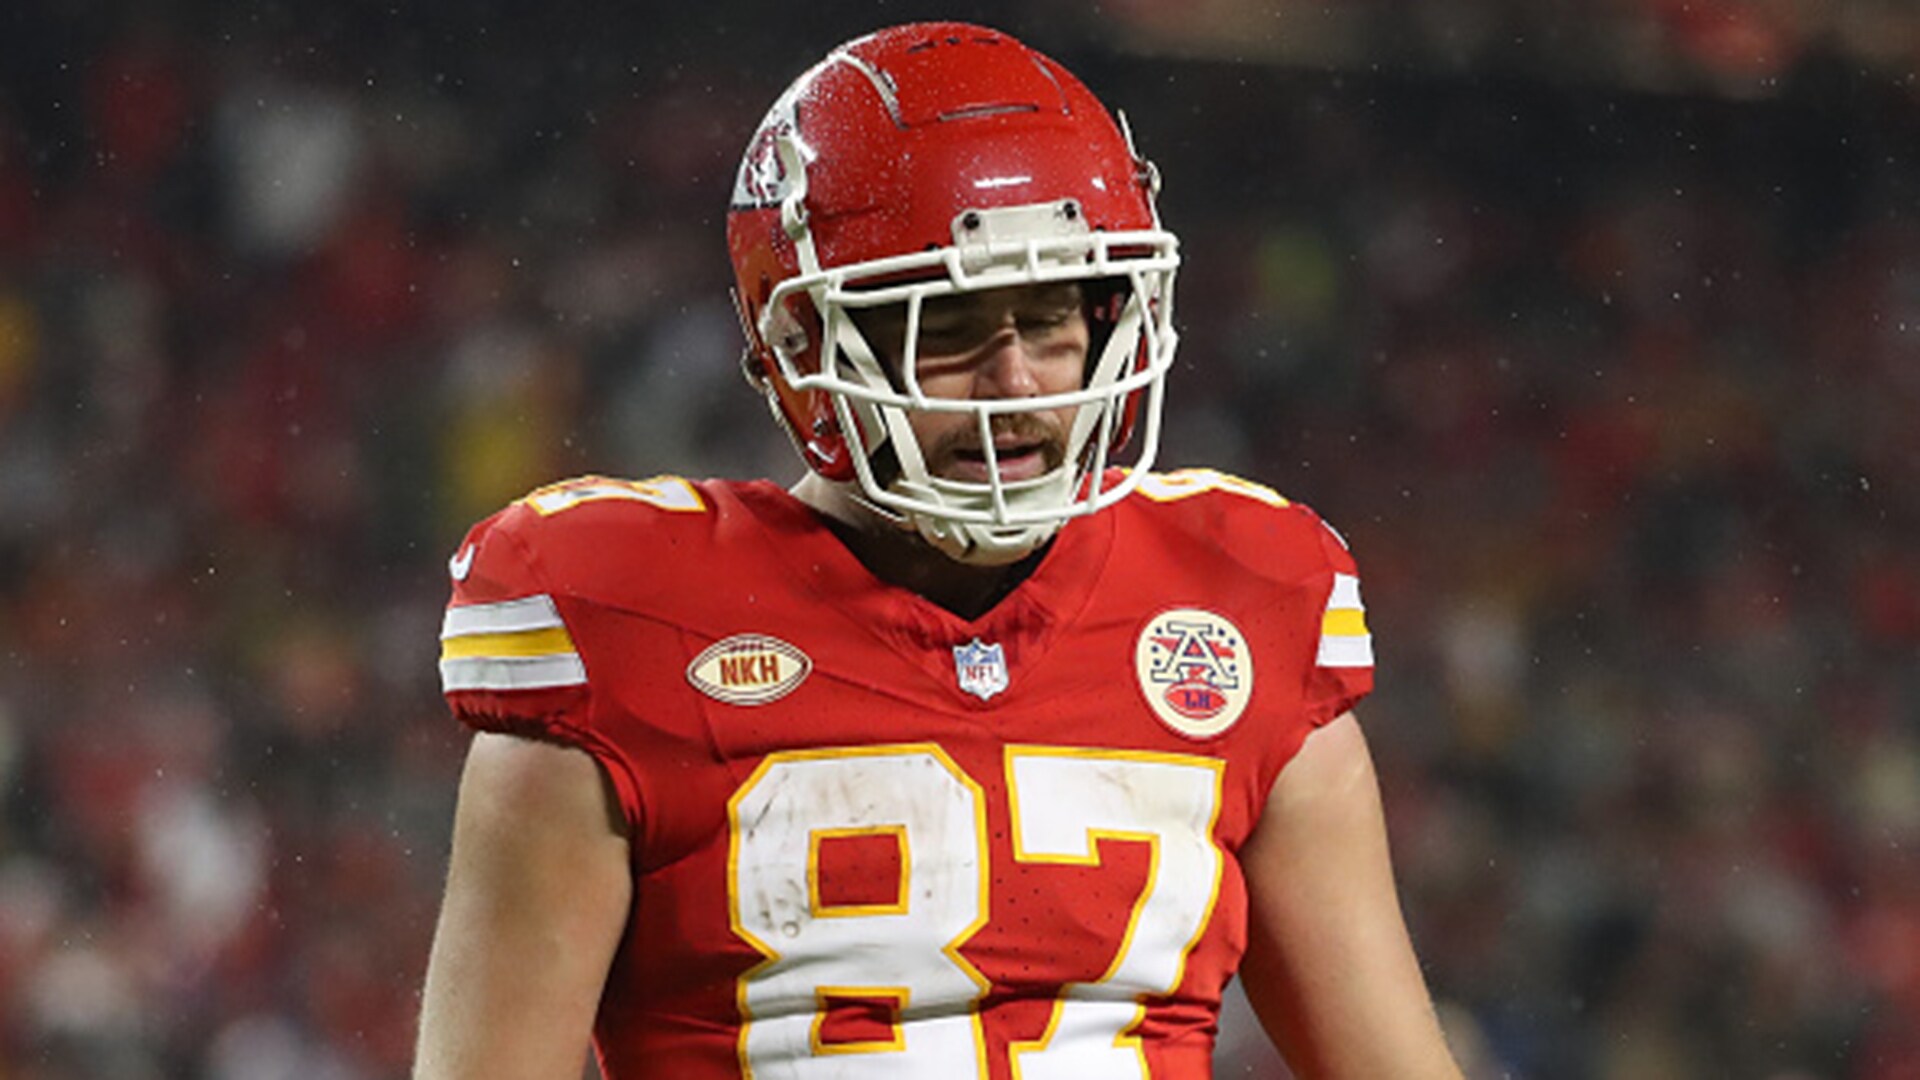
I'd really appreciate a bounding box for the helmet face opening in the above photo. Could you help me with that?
[727,22,1182,563]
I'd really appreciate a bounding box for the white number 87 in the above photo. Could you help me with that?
[728,744,1225,1078]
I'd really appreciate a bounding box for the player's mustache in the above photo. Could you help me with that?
[927,413,1068,471]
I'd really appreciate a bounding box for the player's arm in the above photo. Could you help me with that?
[1237,712,1463,1079]
[414,732,633,1080]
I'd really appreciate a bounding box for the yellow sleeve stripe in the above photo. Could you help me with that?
[440,625,577,661]
[439,594,588,692]
[1318,572,1374,669]
[1322,609,1370,638]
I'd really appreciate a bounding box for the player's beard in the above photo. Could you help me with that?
[923,411,1071,483]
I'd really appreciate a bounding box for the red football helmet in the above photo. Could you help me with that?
[727,22,1180,564]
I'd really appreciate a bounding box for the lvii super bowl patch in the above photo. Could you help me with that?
[1134,608,1253,739]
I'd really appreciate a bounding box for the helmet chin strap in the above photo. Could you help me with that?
[896,474,1073,565]
[827,469,1064,565]
[854,406,1073,566]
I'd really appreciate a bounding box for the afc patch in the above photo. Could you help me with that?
[1134,608,1254,739]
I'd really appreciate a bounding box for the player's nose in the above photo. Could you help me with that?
[971,326,1043,400]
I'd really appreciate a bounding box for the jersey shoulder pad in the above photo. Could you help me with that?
[457,473,721,598]
[1127,467,1354,579]
[1123,467,1373,719]
[438,474,720,687]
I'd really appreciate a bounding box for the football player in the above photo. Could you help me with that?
[414,22,1463,1080]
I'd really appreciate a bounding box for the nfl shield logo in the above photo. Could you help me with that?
[952,638,1009,701]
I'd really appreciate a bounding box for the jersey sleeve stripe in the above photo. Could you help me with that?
[1321,609,1369,638]
[440,595,587,691]
[1317,572,1373,669]
[440,654,588,692]
[440,626,576,660]
[1316,635,1374,669]
[1326,572,1363,611]
[441,594,568,638]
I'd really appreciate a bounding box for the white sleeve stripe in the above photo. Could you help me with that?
[1317,635,1374,669]
[440,654,587,692]
[1326,572,1364,612]
[442,595,565,639]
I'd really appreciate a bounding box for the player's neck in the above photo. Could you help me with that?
[791,475,1045,621]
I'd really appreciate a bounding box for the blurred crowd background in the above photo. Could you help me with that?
[1,1,1916,1077]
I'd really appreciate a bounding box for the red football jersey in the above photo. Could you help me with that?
[438,469,1373,1080]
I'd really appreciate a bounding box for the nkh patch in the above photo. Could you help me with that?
[1135,608,1254,739]
[952,638,1009,701]
[686,634,812,705]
